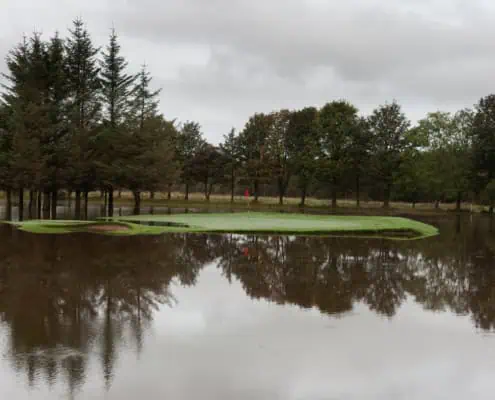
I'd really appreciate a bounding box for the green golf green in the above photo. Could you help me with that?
[7,212,439,239]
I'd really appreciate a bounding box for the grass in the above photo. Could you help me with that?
[6,212,439,239]
[112,212,439,240]
[92,191,485,215]
[6,220,166,236]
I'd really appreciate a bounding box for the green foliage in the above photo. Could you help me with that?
[368,101,411,206]
[472,95,495,190]
[177,121,205,194]
[100,29,136,130]
[287,107,319,204]
[238,113,274,199]
[319,100,360,206]
[416,110,473,204]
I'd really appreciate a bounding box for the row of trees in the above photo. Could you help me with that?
[0,19,176,217]
[3,18,495,214]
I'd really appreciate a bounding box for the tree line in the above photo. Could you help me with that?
[3,18,495,216]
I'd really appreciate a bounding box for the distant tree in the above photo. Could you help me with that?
[191,143,226,201]
[368,101,411,207]
[472,95,495,193]
[238,113,273,201]
[176,121,205,200]
[418,110,473,211]
[287,107,319,206]
[265,109,292,205]
[219,128,241,203]
[348,117,372,207]
[319,100,359,207]
[117,116,178,212]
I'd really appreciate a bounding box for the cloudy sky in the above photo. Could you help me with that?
[2,0,495,143]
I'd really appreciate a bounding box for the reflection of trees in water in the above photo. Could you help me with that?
[214,217,495,329]
[0,227,215,396]
[1,216,495,394]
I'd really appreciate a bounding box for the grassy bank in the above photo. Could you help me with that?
[7,212,438,239]
[92,191,486,214]
[114,212,439,239]
[0,190,485,214]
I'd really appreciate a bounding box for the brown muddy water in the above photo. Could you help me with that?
[0,207,495,399]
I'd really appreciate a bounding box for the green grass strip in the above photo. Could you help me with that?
[5,212,439,240]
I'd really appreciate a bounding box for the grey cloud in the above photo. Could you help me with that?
[2,0,495,141]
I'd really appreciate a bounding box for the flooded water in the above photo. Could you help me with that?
[1,210,495,399]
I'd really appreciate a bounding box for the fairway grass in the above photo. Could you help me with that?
[6,212,439,239]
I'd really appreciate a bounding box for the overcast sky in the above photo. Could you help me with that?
[2,0,495,143]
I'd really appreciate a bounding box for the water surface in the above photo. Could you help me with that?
[0,212,495,399]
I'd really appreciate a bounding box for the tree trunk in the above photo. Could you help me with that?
[28,190,34,219]
[434,200,440,209]
[412,201,416,209]
[51,191,57,220]
[456,191,462,212]
[383,184,391,208]
[75,190,81,219]
[150,191,155,200]
[207,183,214,201]
[185,183,189,200]
[254,180,259,202]
[489,204,493,215]
[204,179,209,201]
[43,191,51,212]
[278,178,284,205]
[230,171,235,203]
[28,190,34,210]
[37,191,42,219]
[133,191,141,215]
[331,177,337,208]
[355,174,361,208]
[6,190,12,221]
[168,184,172,200]
[104,191,108,210]
[18,188,24,221]
[84,190,89,219]
[300,185,307,207]
[68,190,72,208]
[108,189,114,217]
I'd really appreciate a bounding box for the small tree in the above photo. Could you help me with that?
[176,121,205,200]
[368,101,411,207]
[220,128,241,203]
[319,100,359,208]
[265,109,292,205]
[287,107,319,206]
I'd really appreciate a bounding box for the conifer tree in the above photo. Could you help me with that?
[99,28,136,215]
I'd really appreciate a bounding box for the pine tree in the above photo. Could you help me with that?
[132,64,161,132]
[177,121,205,200]
[100,29,136,130]
[65,18,101,214]
[220,128,241,202]
[44,32,71,215]
[99,28,136,215]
